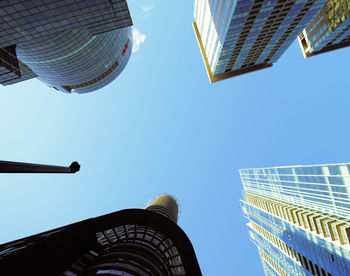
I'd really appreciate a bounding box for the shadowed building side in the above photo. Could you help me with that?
[0,195,202,276]
[77,195,181,276]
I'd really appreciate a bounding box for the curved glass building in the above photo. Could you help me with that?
[16,27,132,94]
[0,0,133,91]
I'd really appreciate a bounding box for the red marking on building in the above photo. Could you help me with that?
[122,41,129,56]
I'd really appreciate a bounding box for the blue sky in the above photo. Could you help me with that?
[1,1,350,275]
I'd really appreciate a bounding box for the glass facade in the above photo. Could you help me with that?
[0,0,133,92]
[16,27,132,93]
[240,163,350,276]
[299,0,350,56]
[194,0,236,72]
[193,0,328,81]
[0,0,132,48]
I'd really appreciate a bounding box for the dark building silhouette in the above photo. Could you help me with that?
[0,195,202,276]
[0,0,133,93]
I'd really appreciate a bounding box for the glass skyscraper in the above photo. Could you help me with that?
[298,0,350,57]
[0,0,133,93]
[193,0,328,82]
[240,163,350,276]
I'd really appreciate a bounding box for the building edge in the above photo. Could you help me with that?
[193,22,273,83]
[298,33,350,58]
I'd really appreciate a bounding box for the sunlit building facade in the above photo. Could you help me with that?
[193,0,328,82]
[298,0,350,57]
[0,0,133,93]
[0,195,202,275]
[240,163,350,276]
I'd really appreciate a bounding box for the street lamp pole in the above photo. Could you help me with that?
[0,160,80,173]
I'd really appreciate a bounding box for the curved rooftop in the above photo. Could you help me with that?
[16,27,132,94]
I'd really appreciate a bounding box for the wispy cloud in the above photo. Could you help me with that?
[132,29,146,53]
[141,5,154,12]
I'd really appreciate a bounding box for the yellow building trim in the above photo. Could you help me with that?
[336,222,347,245]
[312,215,322,234]
[327,220,338,241]
[244,193,350,246]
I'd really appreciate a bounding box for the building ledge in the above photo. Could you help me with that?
[193,21,273,83]
[298,36,350,58]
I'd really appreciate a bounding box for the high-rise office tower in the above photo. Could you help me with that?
[298,0,350,57]
[0,194,202,275]
[0,1,133,93]
[193,0,328,82]
[240,163,350,276]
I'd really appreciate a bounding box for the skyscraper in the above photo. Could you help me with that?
[193,0,328,82]
[0,0,133,93]
[298,0,350,57]
[240,163,350,276]
[0,195,202,275]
